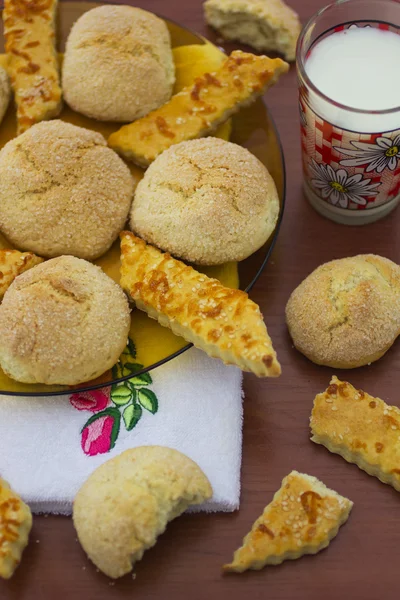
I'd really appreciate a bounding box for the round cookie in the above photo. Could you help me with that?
[0,120,133,260]
[62,5,175,122]
[0,66,10,125]
[130,138,280,265]
[0,256,131,385]
[286,254,400,369]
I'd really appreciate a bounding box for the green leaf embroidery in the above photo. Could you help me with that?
[78,335,160,456]
[109,410,121,450]
[113,338,139,379]
[137,389,158,414]
[111,384,133,406]
[127,337,136,358]
[123,362,142,373]
[112,363,123,379]
[128,371,152,387]
[123,403,142,431]
[123,363,146,378]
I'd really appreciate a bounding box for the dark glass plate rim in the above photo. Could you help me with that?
[0,3,287,397]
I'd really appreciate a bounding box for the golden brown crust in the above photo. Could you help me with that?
[0,249,43,300]
[73,446,212,579]
[3,0,62,134]
[0,478,32,579]
[286,254,400,368]
[204,0,301,61]
[120,231,280,377]
[311,376,400,491]
[108,50,289,166]
[223,471,352,572]
[130,138,280,265]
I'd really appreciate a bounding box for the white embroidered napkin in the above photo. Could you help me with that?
[0,348,243,514]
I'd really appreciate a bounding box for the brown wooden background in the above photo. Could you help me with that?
[2,0,400,598]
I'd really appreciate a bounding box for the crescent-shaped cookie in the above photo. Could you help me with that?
[73,446,212,579]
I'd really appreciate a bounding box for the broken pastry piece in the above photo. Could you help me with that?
[311,376,400,492]
[0,249,43,300]
[204,0,301,62]
[0,477,32,579]
[108,50,288,167]
[3,0,62,134]
[120,231,280,377]
[223,471,352,573]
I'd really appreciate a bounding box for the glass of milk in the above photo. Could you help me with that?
[297,0,400,225]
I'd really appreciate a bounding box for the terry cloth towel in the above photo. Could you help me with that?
[0,348,243,514]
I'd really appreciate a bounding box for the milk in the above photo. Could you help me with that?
[305,27,400,132]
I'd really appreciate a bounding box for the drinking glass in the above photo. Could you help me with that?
[297,0,400,225]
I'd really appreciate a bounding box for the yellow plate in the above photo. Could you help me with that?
[0,2,285,396]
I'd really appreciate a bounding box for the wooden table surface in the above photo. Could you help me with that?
[3,0,400,598]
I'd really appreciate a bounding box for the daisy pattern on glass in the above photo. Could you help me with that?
[309,159,381,208]
[335,135,400,174]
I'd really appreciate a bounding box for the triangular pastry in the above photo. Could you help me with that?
[0,249,43,300]
[311,376,400,492]
[223,471,352,573]
[108,50,288,167]
[120,231,280,377]
[0,478,32,579]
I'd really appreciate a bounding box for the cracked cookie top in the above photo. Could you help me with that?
[62,5,175,122]
[0,120,134,260]
[0,255,130,385]
[285,254,400,369]
[130,137,280,265]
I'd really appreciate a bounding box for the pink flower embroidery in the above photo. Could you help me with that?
[81,415,115,456]
[71,338,159,457]
[70,390,110,412]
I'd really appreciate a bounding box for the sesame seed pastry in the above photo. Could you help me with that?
[108,50,289,167]
[3,0,62,134]
[0,477,32,579]
[73,447,212,579]
[286,254,400,369]
[204,0,301,62]
[0,249,43,300]
[120,231,281,377]
[311,376,400,492]
[223,471,353,573]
